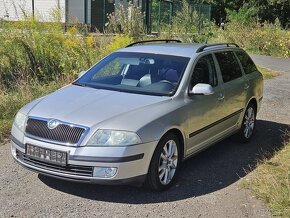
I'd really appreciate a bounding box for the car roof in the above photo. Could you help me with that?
[117,43,243,58]
[117,43,205,58]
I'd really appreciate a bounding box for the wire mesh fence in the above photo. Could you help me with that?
[150,0,211,34]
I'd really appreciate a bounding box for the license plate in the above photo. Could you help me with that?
[26,144,67,166]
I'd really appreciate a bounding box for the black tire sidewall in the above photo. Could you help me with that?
[146,133,181,191]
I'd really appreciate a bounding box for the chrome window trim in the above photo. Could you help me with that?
[24,116,90,147]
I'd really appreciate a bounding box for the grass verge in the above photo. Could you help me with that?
[242,135,290,217]
[258,66,281,79]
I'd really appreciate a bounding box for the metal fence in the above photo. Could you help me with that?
[150,0,211,33]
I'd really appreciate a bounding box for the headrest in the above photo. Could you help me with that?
[165,69,179,82]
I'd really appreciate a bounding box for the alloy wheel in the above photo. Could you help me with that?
[243,107,255,139]
[158,140,178,185]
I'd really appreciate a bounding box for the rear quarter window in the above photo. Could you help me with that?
[215,51,243,83]
[235,51,258,74]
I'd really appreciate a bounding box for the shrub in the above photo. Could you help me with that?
[0,21,113,89]
[212,4,290,58]
[158,0,215,43]
[106,1,145,38]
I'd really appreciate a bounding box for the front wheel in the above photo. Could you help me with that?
[235,103,256,143]
[145,133,181,191]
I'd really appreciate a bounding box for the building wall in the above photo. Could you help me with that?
[34,0,65,22]
[0,0,65,22]
[0,0,32,21]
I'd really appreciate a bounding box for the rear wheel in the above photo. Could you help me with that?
[236,103,256,143]
[145,133,181,191]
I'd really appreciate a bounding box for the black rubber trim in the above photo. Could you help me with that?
[10,135,25,148]
[196,43,239,53]
[37,171,146,186]
[189,109,244,138]
[126,39,181,47]
[69,153,145,163]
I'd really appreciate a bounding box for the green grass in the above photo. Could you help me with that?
[242,138,290,217]
[258,66,281,80]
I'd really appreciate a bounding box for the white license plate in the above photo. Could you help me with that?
[26,144,67,166]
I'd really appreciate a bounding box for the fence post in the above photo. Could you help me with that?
[32,0,35,19]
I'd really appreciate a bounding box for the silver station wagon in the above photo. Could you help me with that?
[11,40,263,191]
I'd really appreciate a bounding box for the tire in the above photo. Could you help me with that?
[145,133,181,191]
[235,103,256,143]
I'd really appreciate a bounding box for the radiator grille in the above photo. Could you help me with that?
[25,118,87,145]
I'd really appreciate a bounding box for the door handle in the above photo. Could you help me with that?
[218,94,224,101]
[244,83,250,90]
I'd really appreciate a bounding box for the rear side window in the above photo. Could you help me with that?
[215,51,243,83]
[235,51,257,74]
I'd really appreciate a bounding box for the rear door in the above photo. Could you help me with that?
[213,51,247,129]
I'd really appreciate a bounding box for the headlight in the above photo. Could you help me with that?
[13,112,27,132]
[87,130,142,146]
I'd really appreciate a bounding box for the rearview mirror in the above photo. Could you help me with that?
[189,83,214,96]
[78,71,86,78]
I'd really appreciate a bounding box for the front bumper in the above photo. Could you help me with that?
[11,135,157,185]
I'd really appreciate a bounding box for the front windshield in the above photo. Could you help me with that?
[74,52,190,96]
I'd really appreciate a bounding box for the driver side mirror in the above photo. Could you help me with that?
[78,70,87,78]
[189,83,214,96]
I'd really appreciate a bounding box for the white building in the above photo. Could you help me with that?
[0,0,146,31]
[0,0,65,22]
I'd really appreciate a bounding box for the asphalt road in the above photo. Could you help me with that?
[0,55,289,218]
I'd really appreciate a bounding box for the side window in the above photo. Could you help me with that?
[190,54,218,89]
[235,51,257,75]
[215,51,243,83]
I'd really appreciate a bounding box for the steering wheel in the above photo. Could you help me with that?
[159,80,174,85]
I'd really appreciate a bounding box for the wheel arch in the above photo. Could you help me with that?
[163,128,185,160]
[247,97,258,113]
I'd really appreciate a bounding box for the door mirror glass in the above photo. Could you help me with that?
[189,83,214,95]
[78,71,86,78]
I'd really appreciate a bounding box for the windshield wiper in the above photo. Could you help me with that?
[72,82,87,87]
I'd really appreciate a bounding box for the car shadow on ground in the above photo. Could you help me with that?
[39,119,289,204]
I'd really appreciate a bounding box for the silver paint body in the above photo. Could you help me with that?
[11,43,263,183]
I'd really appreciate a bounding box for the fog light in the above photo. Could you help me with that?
[93,167,118,178]
[11,146,16,157]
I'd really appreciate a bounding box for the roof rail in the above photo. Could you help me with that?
[196,43,239,53]
[126,39,182,48]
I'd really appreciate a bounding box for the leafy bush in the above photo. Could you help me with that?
[106,1,145,38]
[158,0,215,43]
[0,21,134,89]
[0,20,135,142]
[212,5,290,58]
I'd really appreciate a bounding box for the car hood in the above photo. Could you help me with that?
[28,85,170,128]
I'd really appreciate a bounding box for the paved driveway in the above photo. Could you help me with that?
[0,55,289,218]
